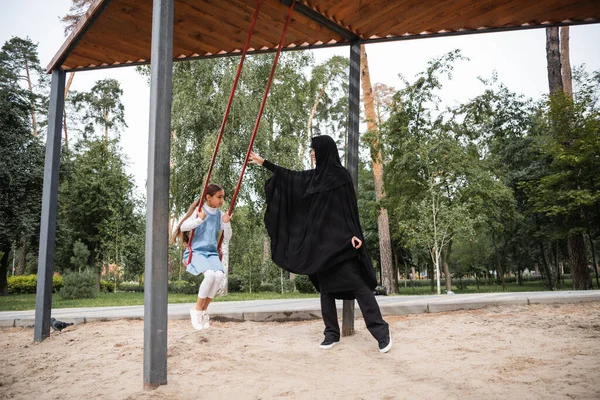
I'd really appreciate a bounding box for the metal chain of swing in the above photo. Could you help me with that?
[185,0,296,264]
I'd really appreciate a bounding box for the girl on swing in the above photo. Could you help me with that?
[172,184,233,330]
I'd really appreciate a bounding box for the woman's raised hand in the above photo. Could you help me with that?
[248,151,264,165]
[351,236,363,249]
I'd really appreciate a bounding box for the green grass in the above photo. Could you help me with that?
[0,291,320,312]
[0,279,591,312]
[396,279,580,295]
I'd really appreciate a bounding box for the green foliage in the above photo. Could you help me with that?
[60,270,97,300]
[100,280,115,293]
[70,239,90,272]
[55,138,143,279]
[70,78,127,141]
[7,274,63,294]
[294,275,316,294]
[258,282,276,292]
[0,37,47,293]
[168,280,197,294]
[166,53,351,290]
[227,274,243,293]
[118,281,144,292]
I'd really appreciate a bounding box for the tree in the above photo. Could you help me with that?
[0,68,44,294]
[360,44,395,293]
[57,138,140,287]
[384,50,478,295]
[542,27,595,290]
[60,0,95,35]
[70,239,90,273]
[305,56,348,167]
[70,79,127,143]
[0,37,48,138]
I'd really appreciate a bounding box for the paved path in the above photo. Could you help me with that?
[1,290,599,328]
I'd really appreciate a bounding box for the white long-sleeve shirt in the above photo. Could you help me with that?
[180,205,232,241]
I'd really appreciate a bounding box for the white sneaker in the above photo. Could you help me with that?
[201,311,210,330]
[190,308,204,330]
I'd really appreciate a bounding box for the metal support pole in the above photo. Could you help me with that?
[34,69,66,343]
[143,0,173,388]
[342,39,361,337]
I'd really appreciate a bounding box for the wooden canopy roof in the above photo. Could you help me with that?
[48,0,600,72]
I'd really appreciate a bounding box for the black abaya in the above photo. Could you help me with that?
[261,135,377,300]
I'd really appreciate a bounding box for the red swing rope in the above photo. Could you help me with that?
[185,0,264,265]
[217,0,296,254]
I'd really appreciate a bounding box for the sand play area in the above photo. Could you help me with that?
[1,302,599,400]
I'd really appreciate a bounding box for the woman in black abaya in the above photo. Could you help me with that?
[248,135,392,353]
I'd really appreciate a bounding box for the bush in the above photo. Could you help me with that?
[282,278,295,293]
[7,274,63,294]
[259,282,276,292]
[295,275,316,293]
[100,280,115,293]
[228,274,243,293]
[60,270,97,300]
[118,282,144,292]
[168,280,197,294]
[53,275,63,292]
[7,275,37,294]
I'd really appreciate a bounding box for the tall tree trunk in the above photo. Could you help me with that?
[24,60,38,137]
[442,240,453,293]
[547,26,589,290]
[491,231,506,290]
[546,27,563,95]
[63,72,75,149]
[560,27,572,97]
[17,237,27,275]
[585,215,600,288]
[538,240,554,290]
[360,44,395,294]
[568,233,592,289]
[104,111,109,144]
[553,240,561,289]
[305,73,333,168]
[0,245,10,295]
[429,260,435,294]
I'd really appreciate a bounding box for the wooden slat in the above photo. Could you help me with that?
[70,40,144,64]
[178,0,275,50]
[494,0,594,26]
[364,0,444,36]
[78,12,152,56]
[402,0,508,34]
[62,54,105,70]
[49,0,600,72]
[392,0,480,35]
[343,0,415,32]
[207,0,319,49]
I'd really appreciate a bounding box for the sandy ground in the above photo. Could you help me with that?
[1,302,600,400]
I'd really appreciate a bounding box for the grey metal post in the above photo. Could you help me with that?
[144,0,174,388]
[34,69,66,342]
[342,39,361,337]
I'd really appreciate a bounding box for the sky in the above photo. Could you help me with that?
[1,0,599,195]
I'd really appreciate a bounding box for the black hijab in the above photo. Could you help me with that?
[307,135,352,194]
[263,135,377,289]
